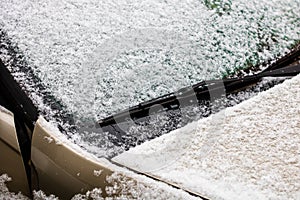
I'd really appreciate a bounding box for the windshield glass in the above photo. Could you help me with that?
[0,0,299,157]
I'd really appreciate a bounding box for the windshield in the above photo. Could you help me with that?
[0,0,299,157]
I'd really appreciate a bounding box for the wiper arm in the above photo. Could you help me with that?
[98,47,300,127]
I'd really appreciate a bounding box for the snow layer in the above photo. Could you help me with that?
[0,115,201,199]
[1,172,200,200]
[0,117,200,199]
[71,171,201,200]
[0,174,28,200]
[0,0,299,124]
[0,0,299,159]
[113,74,300,199]
[0,1,299,197]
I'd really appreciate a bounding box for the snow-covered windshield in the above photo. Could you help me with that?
[0,0,299,121]
[0,0,299,157]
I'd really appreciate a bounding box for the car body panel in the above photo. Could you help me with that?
[31,116,114,199]
[0,106,20,151]
[0,105,30,196]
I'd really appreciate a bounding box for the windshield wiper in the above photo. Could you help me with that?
[98,45,300,128]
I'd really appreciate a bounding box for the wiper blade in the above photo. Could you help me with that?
[0,60,38,130]
[98,46,300,127]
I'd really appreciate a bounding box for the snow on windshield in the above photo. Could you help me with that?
[0,0,299,121]
[0,0,299,157]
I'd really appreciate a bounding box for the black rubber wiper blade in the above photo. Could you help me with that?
[263,44,300,71]
[260,64,300,77]
[98,47,300,127]
[0,60,38,131]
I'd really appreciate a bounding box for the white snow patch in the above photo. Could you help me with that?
[114,74,300,199]
[93,170,103,177]
[0,174,28,199]
[44,136,54,144]
[33,190,59,200]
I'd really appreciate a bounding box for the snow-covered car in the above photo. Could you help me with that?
[0,0,299,199]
